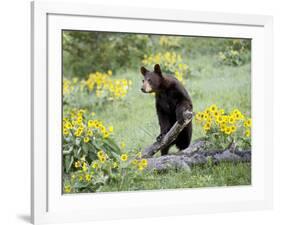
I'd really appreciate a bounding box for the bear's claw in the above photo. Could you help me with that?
[156,133,164,142]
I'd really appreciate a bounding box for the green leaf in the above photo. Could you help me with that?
[82,143,89,155]
[65,155,74,173]
[88,143,97,153]
[75,138,81,146]
[103,138,121,154]
[91,140,102,150]
[73,182,89,189]
[110,151,120,160]
[73,146,78,157]
[88,152,97,161]
[77,147,82,156]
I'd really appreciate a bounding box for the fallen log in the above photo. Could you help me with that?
[145,141,251,171]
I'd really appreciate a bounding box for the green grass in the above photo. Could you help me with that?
[101,162,251,192]
[67,54,251,191]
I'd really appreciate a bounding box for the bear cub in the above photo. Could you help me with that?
[140,64,193,155]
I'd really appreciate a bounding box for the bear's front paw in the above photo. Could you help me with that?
[156,134,164,142]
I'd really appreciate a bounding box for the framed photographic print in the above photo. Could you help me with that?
[31,1,273,224]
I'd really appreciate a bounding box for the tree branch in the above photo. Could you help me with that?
[141,110,193,158]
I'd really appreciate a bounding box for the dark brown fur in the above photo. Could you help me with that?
[140,64,193,155]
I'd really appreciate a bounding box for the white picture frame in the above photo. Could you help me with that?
[31,1,273,224]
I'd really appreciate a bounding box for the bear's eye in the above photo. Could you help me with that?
[147,78,151,83]
[142,79,144,83]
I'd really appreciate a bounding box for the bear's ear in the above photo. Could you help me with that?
[154,64,162,76]
[140,66,148,76]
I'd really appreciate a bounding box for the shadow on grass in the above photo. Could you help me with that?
[17,214,30,224]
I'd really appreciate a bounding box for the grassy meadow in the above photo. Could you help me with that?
[62,33,251,193]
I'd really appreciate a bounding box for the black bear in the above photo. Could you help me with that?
[140,64,193,155]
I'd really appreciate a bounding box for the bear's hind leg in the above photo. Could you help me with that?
[175,122,192,150]
[160,147,170,156]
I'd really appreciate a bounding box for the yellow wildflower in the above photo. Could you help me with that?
[82,162,88,172]
[209,104,218,112]
[77,109,85,117]
[64,185,71,193]
[91,162,99,169]
[220,124,226,132]
[136,152,142,158]
[83,136,90,143]
[228,116,235,124]
[138,165,144,171]
[113,162,118,168]
[230,126,237,132]
[99,156,106,163]
[74,127,83,137]
[87,129,93,136]
[205,109,211,115]
[100,126,106,133]
[195,112,202,121]
[140,159,148,167]
[203,113,209,120]
[224,127,232,135]
[120,154,128,161]
[97,150,104,158]
[213,111,219,117]
[244,119,252,128]
[93,120,100,128]
[120,142,126,149]
[203,122,211,131]
[88,120,95,128]
[233,113,241,120]
[103,131,110,139]
[77,116,83,125]
[216,115,223,124]
[85,174,91,182]
[222,116,228,122]
[232,109,241,115]
[63,128,69,136]
[108,126,114,133]
[64,121,73,129]
[245,129,251,137]
[132,159,138,165]
[74,161,81,168]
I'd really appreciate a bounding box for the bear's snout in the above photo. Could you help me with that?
[141,80,153,93]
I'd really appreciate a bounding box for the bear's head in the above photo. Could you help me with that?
[140,64,163,93]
